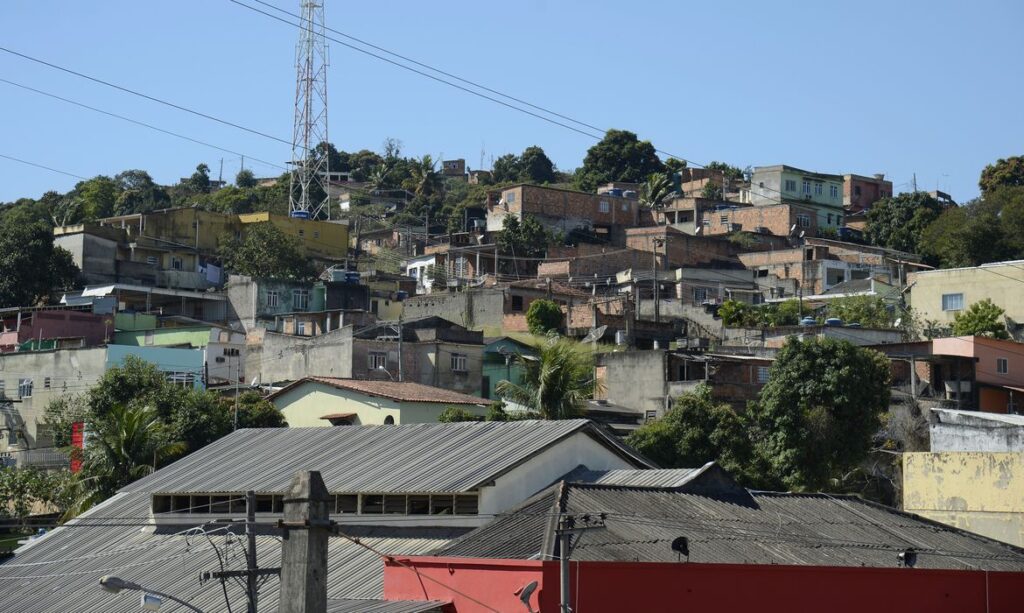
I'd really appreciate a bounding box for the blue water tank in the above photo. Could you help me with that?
[825,318,843,327]
[800,317,817,326]
[607,188,623,197]
[345,271,361,284]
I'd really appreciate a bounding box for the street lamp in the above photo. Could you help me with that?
[99,576,205,613]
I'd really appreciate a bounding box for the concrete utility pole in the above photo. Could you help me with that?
[557,513,605,613]
[397,315,404,382]
[278,471,332,613]
[246,490,258,613]
[653,237,665,324]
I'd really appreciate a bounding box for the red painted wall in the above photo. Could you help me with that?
[385,556,1024,613]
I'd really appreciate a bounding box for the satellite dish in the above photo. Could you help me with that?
[250,376,260,388]
[894,318,902,327]
[798,230,806,239]
[581,325,608,344]
[790,224,797,234]
[514,580,539,612]
[671,536,690,561]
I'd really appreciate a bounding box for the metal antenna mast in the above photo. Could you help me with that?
[289,0,330,220]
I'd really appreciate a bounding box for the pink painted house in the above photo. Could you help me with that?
[931,336,1024,413]
[0,309,111,353]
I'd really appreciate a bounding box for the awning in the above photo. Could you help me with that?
[320,413,357,420]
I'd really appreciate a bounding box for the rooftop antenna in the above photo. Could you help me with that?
[289,0,330,220]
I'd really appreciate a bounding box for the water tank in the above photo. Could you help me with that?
[622,190,638,199]
[800,317,817,326]
[345,271,361,284]
[395,291,408,301]
[825,318,843,327]
[615,330,627,345]
[289,210,310,219]
[607,188,623,197]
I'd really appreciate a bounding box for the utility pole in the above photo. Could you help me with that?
[233,357,240,430]
[652,237,665,324]
[278,471,332,613]
[557,513,605,613]
[396,315,404,382]
[246,490,258,613]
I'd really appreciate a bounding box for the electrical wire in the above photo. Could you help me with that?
[0,153,86,180]
[0,46,293,147]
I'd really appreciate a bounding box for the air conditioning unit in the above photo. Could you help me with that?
[215,357,225,363]
[754,226,768,234]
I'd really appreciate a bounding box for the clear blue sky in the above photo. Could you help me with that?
[1,0,1021,204]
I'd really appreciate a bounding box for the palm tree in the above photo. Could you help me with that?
[84,403,186,499]
[496,337,602,420]
[640,173,675,216]
[367,159,394,192]
[408,154,443,198]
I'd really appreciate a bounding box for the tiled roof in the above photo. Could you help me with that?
[273,377,487,406]
[506,278,591,297]
[438,480,1024,571]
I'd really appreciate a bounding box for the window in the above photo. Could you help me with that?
[313,231,320,239]
[797,214,811,228]
[997,358,1009,374]
[802,180,811,195]
[336,495,358,514]
[296,321,307,335]
[941,293,964,312]
[298,229,305,237]
[408,495,430,515]
[505,191,516,204]
[693,287,709,303]
[293,289,309,311]
[368,352,387,370]
[511,295,524,312]
[454,257,468,278]
[784,179,797,192]
[384,416,395,425]
[599,200,610,213]
[827,214,833,225]
[451,353,468,372]
[18,378,32,399]
[756,366,771,383]
[44,377,51,389]
[361,495,384,514]
[854,185,862,197]
[830,184,840,199]
[171,257,183,271]
[720,214,729,225]
[266,291,280,308]
[0,380,5,398]
[146,256,158,266]
[223,347,240,357]
[621,202,629,212]
[759,181,765,189]
[814,182,823,196]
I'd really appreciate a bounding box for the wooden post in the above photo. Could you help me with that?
[278,471,331,613]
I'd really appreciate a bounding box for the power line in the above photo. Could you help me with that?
[0,46,293,147]
[0,77,287,172]
[0,153,86,180]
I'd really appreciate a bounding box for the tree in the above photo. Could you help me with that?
[979,156,1024,195]
[225,391,288,428]
[920,186,1024,267]
[187,163,211,194]
[526,299,563,335]
[705,161,744,181]
[864,192,944,255]
[626,384,753,479]
[824,295,895,328]
[952,299,1008,338]
[491,153,521,183]
[639,173,675,212]
[0,214,79,308]
[438,406,481,423]
[575,129,665,192]
[518,146,557,184]
[717,299,800,328]
[114,169,169,214]
[495,337,598,419]
[747,337,891,491]
[406,155,444,198]
[72,176,118,220]
[700,181,723,201]
[207,186,257,214]
[235,169,258,188]
[218,222,316,280]
[497,214,550,258]
[0,467,74,528]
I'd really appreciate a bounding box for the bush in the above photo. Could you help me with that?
[438,406,481,423]
[526,299,563,335]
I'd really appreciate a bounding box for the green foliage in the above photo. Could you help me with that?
[700,181,723,200]
[717,299,801,327]
[114,169,169,215]
[490,146,557,184]
[864,191,944,255]
[979,155,1024,195]
[0,467,74,526]
[485,401,509,421]
[218,222,316,280]
[438,406,482,423]
[72,176,119,220]
[952,299,1008,338]
[639,173,675,211]
[920,186,1024,267]
[824,295,894,328]
[0,213,79,308]
[705,161,745,181]
[626,384,753,479]
[496,337,598,420]
[747,337,891,491]
[497,214,551,259]
[235,168,258,188]
[186,163,211,194]
[574,129,665,192]
[227,391,288,428]
[526,299,563,335]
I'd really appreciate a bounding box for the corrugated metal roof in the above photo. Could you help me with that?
[438,483,1024,571]
[568,467,703,488]
[434,486,559,559]
[0,492,464,613]
[127,419,644,495]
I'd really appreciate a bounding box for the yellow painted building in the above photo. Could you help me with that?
[238,212,349,260]
[907,261,1024,327]
[270,377,487,426]
[903,451,1024,547]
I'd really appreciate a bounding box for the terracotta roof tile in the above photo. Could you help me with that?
[276,377,487,406]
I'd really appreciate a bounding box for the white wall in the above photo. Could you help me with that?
[479,431,637,516]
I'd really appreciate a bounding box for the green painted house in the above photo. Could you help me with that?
[482,337,535,400]
[749,165,845,230]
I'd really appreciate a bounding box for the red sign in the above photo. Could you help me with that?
[70,422,84,473]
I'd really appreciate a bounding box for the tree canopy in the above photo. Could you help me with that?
[952,298,1009,338]
[526,299,563,335]
[490,146,557,184]
[0,212,79,308]
[218,222,316,280]
[574,129,665,192]
[979,155,1024,195]
[747,337,891,491]
[496,337,598,419]
[864,191,944,255]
